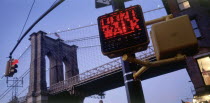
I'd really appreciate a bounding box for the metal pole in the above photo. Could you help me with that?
[111,0,125,11]
[14,78,18,99]
[111,0,145,103]
[9,0,64,58]
[12,78,14,100]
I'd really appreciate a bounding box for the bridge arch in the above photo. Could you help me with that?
[27,31,79,103]
[63,56,79,79]
[45,55,50,88]
[45,51,61,87]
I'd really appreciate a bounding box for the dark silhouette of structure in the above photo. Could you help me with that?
[162,0,210,96]
[26,1,210,101]
[27,31,81,103]
[26,31,187,103]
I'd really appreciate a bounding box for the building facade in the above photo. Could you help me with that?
[162,0,210,102]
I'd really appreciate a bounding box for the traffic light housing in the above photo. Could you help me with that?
[151,15,198,60]
[98,5,149,58]
[5,59,18,77]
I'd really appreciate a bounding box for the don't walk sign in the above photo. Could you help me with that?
[95,0,131,8]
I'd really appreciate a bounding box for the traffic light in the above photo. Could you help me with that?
[151,15,198,60]
[98,5,149,58]
[5,59,18,77]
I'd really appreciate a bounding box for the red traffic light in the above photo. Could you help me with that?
[98,5,149,58]
[11,59,19,65]
[4,59,18,77]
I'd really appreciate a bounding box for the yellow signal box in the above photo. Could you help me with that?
[151,15,198,60]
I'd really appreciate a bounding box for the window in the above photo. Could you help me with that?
[197,56,210,86]
[191,20,202,38]
[177,0,191,10]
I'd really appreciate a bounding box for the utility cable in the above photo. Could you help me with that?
[51,0,59,8]
[9,0,64,58]
[0,0,64,98]
[0,68,30,100]
[47,7,164,35]
[2,4,163,101]
[17,86,29,97]
[18,0,36,41]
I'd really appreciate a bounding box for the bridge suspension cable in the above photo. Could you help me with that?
[46,7,164,35]
[0,3,165,102]
[12,6,163,63]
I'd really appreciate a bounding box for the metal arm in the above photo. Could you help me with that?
[122,14,176,79]
[145,14,173,26]
[9,0,65,58]
[123,54,186,79]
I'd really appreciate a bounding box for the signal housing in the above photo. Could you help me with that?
[98,5,149,58]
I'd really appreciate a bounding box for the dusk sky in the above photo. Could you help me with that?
[0,0,194,103]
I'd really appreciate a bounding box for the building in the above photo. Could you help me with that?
[162,0,210,102]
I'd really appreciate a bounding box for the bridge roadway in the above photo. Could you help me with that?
[49,47,186,96]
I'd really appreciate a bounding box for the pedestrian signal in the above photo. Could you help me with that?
[98,5,149,58]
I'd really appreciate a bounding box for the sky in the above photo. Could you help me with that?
[0,0,194,103]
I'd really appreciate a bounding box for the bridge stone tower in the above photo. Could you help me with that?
[27,31,83,103]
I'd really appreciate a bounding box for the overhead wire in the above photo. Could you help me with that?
[0,5,164,101]
[0,68,30,100]
[0,0,64,101]
[14,4,164,60]
[18,0,36,41]
[0,0,36,100]
[47,7,164,35]
[50,0,59,8]
[9,0,64,58]
[17,86,29,97]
